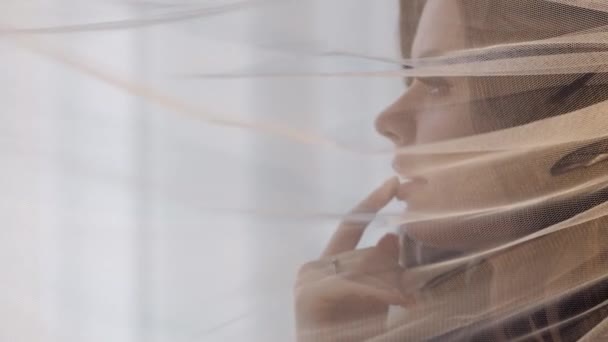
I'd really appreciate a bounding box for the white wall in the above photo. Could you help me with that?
[0,1,401,341]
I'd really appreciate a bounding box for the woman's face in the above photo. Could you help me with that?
[378,0,608,251]
[374,1,476,249]
[375,1,551,250]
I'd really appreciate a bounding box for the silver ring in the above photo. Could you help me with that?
[331,258,340,275]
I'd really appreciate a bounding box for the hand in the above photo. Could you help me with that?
[294,178,411,342]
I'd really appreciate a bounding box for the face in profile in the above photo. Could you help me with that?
[375,0,608,251]
[375,0,493,250]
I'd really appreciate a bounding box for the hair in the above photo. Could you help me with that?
[399,0,608,132]
[400,0,608,50]
[397,2,608,339]
[398,0,425,72]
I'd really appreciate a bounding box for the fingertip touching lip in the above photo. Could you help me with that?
[393,160,427,182]
[392,159,422,180]
[396,176,428,201]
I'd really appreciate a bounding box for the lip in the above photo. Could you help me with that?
[392,159,419,179]
[396,177,427,201]
[392,158,428,201]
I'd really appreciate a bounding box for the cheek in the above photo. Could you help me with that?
[414,103,476,144]
[412,79,476,144]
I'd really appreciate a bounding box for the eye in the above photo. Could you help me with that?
[420,77,452,96]
[429,84,449,96]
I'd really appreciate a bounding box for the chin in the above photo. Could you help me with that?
[399,208,525,253]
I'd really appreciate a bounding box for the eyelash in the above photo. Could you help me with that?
[420,79,452,96]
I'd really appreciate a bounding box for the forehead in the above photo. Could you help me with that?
[411,0,467,59]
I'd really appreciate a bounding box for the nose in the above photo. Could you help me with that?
[374,92,417,146]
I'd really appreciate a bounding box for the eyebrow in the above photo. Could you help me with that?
[417,77,451,87]
[412,44,608,69]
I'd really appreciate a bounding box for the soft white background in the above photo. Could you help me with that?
[0,1,402,341]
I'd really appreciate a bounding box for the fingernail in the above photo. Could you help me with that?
[377,233,399,258]
[383,176,400,192]
[399,294,417,307]
[377,177,399,199]
[396,177,427,201]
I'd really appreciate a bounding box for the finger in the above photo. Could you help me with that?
[299,235,399,286]
[296,247,378,286]
[344,238,402,288]
[297,271,409,306]
[327,279,411,307]
[322,177,399,257]
[342,234,399,278]
[375,233,400,260]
